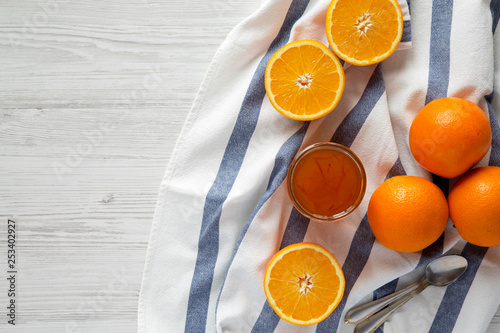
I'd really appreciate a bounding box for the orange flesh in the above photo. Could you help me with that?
[267,248,342,321]
[269,45,341,114]
[326,0,403,65]
[292,148,362,217]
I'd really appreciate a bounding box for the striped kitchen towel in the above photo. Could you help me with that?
[138,0,500,332]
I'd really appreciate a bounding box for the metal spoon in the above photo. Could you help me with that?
[345,255,468,333]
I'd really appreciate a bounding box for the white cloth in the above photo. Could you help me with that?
[138,0,500,332]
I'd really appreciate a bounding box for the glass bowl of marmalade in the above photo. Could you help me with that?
[287,142,367,222]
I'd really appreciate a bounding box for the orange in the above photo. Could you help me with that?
[448,166,500,247]
[264,40,345,121]
[409,97,492,179]
[263,242,345,325]
[367,175,449,253]
[325,0,404,66]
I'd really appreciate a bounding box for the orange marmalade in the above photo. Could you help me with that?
[287,142,366,221]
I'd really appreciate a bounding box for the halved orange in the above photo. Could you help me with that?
[263,242,345,326]
[326,0,403,66]
[264,40,345,121]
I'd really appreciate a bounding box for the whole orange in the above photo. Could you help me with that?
[409,97,492,179]
[448,166,500,247]
[368,175,449,252]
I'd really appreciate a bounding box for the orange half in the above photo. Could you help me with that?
[326,0,403,66]
[265,40,345,121]
[263,242,345,326]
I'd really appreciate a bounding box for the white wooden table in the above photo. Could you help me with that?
[0,1,498,332]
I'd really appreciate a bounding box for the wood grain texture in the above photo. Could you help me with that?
[0,0,260,332]
[0,0,499,332]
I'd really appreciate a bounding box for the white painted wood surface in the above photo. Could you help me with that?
[0,1,498,332]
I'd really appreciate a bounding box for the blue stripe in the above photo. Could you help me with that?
[428,244,489,332]
[216,123,309,332]
[432,174,449,198]
[401,20,412,43]
[386,157,406,179]
[316,160,404,332]
[252,62,386,333]
[238,123,309,249]
[423,2,453,261]
[420,92,500,326]
[316,214,374,332]
[279,208,311,249]
[428,93,499,333]
[251,302,281,333]
[331,65,385,147]
[184,1,310,330]
[250,209,310,332]
[369,158,447,333]
[372,238,444,333]
[416,1,455,329]
[373,279,399,333]
[418,233,445,266]
[371,157,406,333]
[428,94,499,331]
[425,0,453,104]
[426,0,453,199]
[491,0,500,33]
[486,92,500,166]
[428,2,500,329]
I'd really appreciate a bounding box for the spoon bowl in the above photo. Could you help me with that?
[345,255,468,333]
[426,255,468,286]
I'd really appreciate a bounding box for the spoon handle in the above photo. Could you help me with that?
[353,281,429,333]
[345,277,426,325]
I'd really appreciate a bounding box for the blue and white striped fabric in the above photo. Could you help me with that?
[138,0,500,332]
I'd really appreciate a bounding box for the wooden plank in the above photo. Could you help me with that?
[0,0,499,332]
[0,0,260,331]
